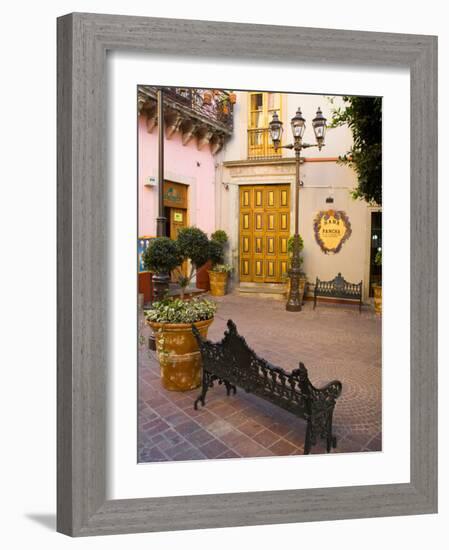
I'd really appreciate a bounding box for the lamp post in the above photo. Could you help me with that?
[269,106,327,312]
[152,88,170,302]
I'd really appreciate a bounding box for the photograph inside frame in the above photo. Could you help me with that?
[137,86,382,462]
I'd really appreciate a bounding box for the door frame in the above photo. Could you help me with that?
[363,205,382,302]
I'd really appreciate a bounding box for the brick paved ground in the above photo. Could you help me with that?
[138,293,381,462]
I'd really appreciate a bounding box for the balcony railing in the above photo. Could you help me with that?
[162,87,234,131]
[247,128,282,160]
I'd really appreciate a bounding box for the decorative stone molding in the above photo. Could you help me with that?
[196,125,214,151]
[137,93,158,133]
[137,85,234,152]
[137,93,147,114]
[164,108,183,140]
[180,118,198,145]
[210,133,225,155]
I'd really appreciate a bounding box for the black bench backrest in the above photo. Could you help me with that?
[315,272,362,299]
[193,320,322,418]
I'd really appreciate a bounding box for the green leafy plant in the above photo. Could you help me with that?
[211,229,229,245]
[210,264,233,273]
[375,249,382,266]
[174,227,213,297]
[145,297,217,324]
[177,227,210,267]
[208,239,225,266]
[286,235,305,275]
[329,96,382,205]
[141,237,182,274]
[287,235,304,254]
[210,229,229,269]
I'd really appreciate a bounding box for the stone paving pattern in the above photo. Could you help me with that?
[138,294,382,462]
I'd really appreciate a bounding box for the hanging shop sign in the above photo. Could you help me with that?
[313,210,352,254]
[163,181,188,209]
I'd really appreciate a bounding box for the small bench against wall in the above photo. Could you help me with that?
[314,273,363,312]
[192,320,343,454]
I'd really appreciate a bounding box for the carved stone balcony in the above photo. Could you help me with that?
[138,86,234,155]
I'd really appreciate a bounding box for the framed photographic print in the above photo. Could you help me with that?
[57,13,437,536]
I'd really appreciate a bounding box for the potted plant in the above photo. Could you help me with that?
[208,230,231,296]
[372,249,382,315]
[174,227,211,299]
[141,237,183,301]
[195,228,217,291]
[209,264,233,296]
[285,235,307,303]
[145,297,217,391]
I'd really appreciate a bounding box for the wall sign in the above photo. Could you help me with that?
[163,181,188,209]
[313,210,352,254]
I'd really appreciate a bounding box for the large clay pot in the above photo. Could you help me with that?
[373,284,382,315]
[196,260,212,290]
[208,271,228,296]
[148,318,214,391]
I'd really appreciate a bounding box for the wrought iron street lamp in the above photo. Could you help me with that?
[152,88,170,303]
[269,107,327,311]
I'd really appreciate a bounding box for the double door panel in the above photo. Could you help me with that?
[239,185,290,283]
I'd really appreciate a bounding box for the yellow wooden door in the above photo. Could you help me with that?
[239,185,290,283]
[169,208,188,278]
[169,208,187,240]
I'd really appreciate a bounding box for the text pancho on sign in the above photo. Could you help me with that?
[313,210,352,254]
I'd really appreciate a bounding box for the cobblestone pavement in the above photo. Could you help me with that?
[138,293,382,462]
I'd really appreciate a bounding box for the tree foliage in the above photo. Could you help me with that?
[211,229,229,245]
[177,227,210,268]
[142,237,182,274]
[329,96,382,205]
[208,239,225,266]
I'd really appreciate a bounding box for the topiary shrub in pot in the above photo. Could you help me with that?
[195,230,222,292]
[210,229,229,246]
[174,227,210,298]
[145,297,217,391]
[208,230,231,296]
[141,237,183,301]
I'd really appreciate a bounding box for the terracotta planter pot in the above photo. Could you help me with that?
[373,284,382,315]
[148,318,214,391]
[208,270,228,296]
[203,92,212,105]
[196,260,212,290]
[229,92,237,104]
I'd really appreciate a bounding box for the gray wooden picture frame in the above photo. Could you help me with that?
[57,12,438,537]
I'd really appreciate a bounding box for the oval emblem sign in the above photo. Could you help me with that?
[313,210,352,254]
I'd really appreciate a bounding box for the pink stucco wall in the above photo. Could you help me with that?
[138,115,216,237]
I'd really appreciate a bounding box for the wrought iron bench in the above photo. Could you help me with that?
[192,320,343,455]
[314,273,363,312]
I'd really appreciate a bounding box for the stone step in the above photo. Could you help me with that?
[236,284,286,295]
